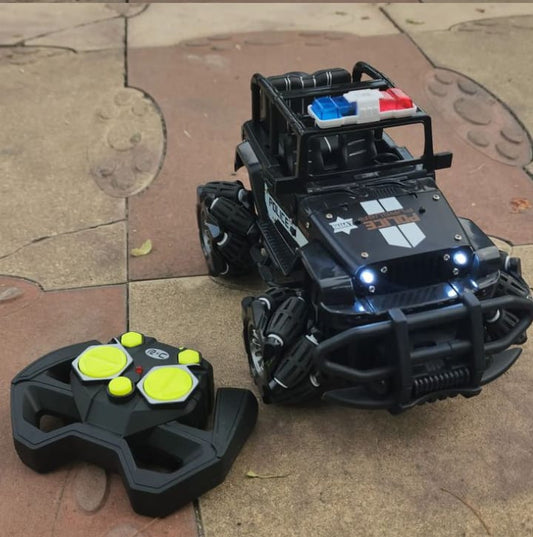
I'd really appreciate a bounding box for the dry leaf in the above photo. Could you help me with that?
[246,470,289,479]
[510,198,532,214]
[406,19,425,25]
[131,239,152,257]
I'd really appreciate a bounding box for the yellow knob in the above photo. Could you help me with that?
[78,346,127,378]
[143,367,193,401]
[178,349,201,365]
[108,376,134,397]
[121,331,143,348]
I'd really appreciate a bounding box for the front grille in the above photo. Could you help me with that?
[384,252,445,288]
[368,283,450,311]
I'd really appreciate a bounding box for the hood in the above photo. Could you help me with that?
[304,189,471,276]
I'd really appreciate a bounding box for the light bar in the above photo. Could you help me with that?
[308,88,417,129]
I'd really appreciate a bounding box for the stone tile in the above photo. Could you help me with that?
[0,4,121,44]
[128,4,398,49]
[0,276,198,537]
[406,15,533,137]
[0,222,127,290]
[129,276,533,537]
[383,3,533,33]
[128,31,532,281]
[28,16,125,52]
[0,48,132,288]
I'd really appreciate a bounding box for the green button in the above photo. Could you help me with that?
[178,349,201,365]
[109,376,134,397]
[143,367,193,401]
[78,346,127,378]
[121,331,143,348]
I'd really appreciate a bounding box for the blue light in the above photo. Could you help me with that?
[447,288,458,298]
[360,269,376,285]
[453,251,469,266]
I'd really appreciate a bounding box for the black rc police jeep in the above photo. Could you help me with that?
[197,61,533,413]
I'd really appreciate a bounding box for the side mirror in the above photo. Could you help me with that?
[434,151,453,170]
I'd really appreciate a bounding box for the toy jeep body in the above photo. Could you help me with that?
[197,61,532,413]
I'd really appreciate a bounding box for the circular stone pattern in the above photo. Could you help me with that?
[453,98,492,125]
[78,346,128,379]
[143,367,193,401]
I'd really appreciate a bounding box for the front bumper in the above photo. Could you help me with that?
[314,291,533,412]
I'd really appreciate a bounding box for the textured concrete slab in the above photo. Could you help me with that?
[0,4,122,45]
[27,16,125,52]
[0,46,164,288]
[0,47,125,246]
[128,4,397,49]
[129,276,533,537]
[384,3,533,33]
[0,276,198,537]
[403,15,533,137]
[0,221,127,290]
[128,31,532,282]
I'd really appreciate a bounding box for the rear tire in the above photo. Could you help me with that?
[197,181,257,277]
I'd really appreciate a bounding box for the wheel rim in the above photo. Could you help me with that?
[248,324,264,379]
[199,208,222,274]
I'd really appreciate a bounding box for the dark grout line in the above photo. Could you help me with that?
[123,13,130,332]
[378,5,437,68]
[193,499,206,537]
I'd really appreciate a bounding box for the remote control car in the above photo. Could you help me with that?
[197,61,533,413]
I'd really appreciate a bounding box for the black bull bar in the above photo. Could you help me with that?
[313,292,533,411]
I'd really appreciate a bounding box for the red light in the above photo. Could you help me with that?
[379,88,413,112]
[135,366,144,375]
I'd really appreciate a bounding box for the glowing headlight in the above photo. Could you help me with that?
[453,251,469,266]
[360,269,376,285]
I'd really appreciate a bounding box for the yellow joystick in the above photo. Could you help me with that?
[143,367,194,402]
[78,346,128,378]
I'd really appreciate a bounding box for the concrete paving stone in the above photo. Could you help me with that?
[383,3,533,33]
[405,14,533,138]
[129,276,533,537]
[0,221,127,290]
[128,4,398,49]
[27,16,125,52]
[0,47,127,285]
[128,31,532,282]
[0,3,124,45]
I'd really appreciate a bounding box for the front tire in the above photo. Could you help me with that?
[242,287,322,404]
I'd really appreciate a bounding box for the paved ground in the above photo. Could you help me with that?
[1,4,532,537]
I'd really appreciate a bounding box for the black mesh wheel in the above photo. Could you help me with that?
[197,181,257,277]
[242,288,321,404]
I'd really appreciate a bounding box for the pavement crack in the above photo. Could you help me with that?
[17,14,124,48]
[0,219,126,262]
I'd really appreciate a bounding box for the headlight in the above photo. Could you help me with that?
[453,251,469,266]
[360,269,376,285]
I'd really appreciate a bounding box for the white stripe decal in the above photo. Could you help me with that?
[379,227,411,248]
[399,222,425,247]
[360,200,383,215]
[379,197,403,212]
